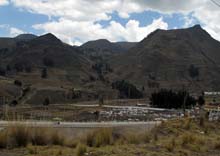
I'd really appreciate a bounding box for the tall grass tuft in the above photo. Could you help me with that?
[30,128,49,146]
[85,128,113,147]
[76,143,87,156]
[9,124,30,147]
[50,131,65,146]
[0,131,8,148]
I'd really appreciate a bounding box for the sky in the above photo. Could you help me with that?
[0,0,219,46]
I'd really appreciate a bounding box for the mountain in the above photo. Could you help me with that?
[80,39,137,60]
[0,33,115,104]
[109,25,220,93]
[15,34,38,41]
[1,25,220,104]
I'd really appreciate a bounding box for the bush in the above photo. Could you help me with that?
[86,128,113,147]
[14,80,22,87]
[164,138,176,152]
[43,97,50,106]
[43,57,54,67]
[30,128,49,146]
[50,131,65,146]
[9,125,30,147]
[76,143,87,156]
[0,67,6,76]
[181,133,196,146]
[189,64,199,79]
[10,100,18,106]
[0,131,7,148]
[124,133,140,144]
[214,141,220,150]
[41,68,48,78]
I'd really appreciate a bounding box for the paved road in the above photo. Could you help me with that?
[0,121,161,128]
[72,104,168,111]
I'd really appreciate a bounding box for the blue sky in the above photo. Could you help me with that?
[0,0,219,45]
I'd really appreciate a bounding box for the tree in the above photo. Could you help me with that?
[189,64,199,79]
[0,67,6,76]
[43,57,54,67]
[41,68,48,78]
[99,96,104,106]
[43,97,50,106]
[150,89,196,109]
[14,80,22,87]
[10,100,18,106]
[24,66,32,73]
[112,80,143,99]
[198,96,205,106]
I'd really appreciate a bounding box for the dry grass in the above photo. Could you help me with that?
[1,118,220,156]
[9,124,30,147]
[76,143,87,156]
[0,131,8,148]
[85,128,113,147]
[30,128,49,146]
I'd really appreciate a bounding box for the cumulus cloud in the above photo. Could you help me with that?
[33,17,168,45]
[0,0,9,6]
[9,27,25,37]
[9,0,220,43]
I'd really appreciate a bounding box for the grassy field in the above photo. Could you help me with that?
[0,117,220,156]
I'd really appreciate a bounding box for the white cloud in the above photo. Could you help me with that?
[9,0,220,43]
[0,0,8,6]
[33,17,168,45]
[9,27,25,37]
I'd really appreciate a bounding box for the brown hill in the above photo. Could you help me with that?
[109,25,220,93]
[80,39,137,60]
[0,34,117,104]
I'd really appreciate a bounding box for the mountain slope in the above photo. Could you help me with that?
[109,25,220,92]
[80,39,137,60]
[15,34,38,41]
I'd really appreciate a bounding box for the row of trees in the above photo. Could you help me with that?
[150,89,204,109]
[112,80,143,99]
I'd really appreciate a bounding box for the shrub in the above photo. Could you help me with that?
[30,128,49,146]
[86,132,94,147]
[184,118,192,130]
[214,141,220,150]
[43,57,54,67]
[142,132,151,143]
[9,125,29,147]
[164,138,176,152]
[76,143,87,156]
[124,133,140,144]
[93,128,113,147]
[181,133,196,146]
[41,68,48,78]
[0,131,7,148]
[199,116,205,127]
[85,128,113,147]
[14,80,22,87]
[27,145,38,154]
[43,97,50,106]
[153,133,158,142]
[50,131,65,146]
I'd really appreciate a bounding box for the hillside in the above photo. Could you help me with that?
[1,25,220,104]
[109,25,220,93]
[80,39,137,60]
[15,34,38,41]
[0,34,117,105]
